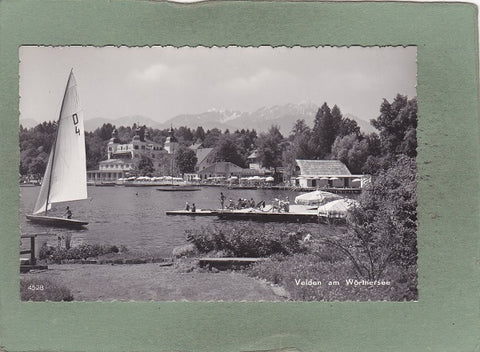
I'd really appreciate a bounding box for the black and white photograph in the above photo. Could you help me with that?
[19,46,417,302]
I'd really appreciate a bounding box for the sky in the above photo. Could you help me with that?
[19,46,417,124]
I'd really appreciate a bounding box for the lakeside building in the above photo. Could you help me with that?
[192,146,216,173]
[87,127,173,182]
[294,160,364,188]
[247,150,261,170]
[198,161,267,180]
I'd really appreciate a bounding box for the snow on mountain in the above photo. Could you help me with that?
[81,102,377,135]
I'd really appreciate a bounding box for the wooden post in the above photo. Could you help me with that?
[30,235,36,265]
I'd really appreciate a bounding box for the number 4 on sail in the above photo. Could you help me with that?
[26,70,89,229]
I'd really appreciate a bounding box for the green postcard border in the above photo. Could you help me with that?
[0,1,478,351]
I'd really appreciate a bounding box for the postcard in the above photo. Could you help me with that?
[18,45,418,302]
[1,1,478,352]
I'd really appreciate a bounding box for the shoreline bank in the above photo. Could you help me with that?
[20,263,289,301]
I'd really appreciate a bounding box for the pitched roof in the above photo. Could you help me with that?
[247,150,258,159]
[198,162,244,174]
[195,148,214,165]
[296,160,351,176]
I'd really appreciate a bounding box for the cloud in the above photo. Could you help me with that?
[130,63,172,82]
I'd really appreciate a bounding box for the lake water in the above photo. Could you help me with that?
[20,186,342,257]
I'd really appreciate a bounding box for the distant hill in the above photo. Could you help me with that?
[81,102,377,134]
[84,115,161,132]
[163,102,376,135]
[161,102,318,135]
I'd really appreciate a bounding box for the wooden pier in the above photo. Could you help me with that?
[166,209,216,216]
[215,209,323,223]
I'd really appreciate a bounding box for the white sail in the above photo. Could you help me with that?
[32,71,87,215]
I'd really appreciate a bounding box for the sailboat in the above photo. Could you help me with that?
[26,70,89,229]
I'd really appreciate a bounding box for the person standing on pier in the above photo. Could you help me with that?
[64,206,72,219]
[185,202,190,211]
[191,203,196,213]
[220,192,226,209]
[284,196,290,213]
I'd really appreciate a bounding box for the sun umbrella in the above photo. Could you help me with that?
[265,176,274,182]
[317,199,359,218]
[294,190,343,206]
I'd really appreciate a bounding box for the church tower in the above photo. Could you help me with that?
[164,126,178,154]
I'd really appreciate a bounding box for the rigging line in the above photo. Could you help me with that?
[44,69,74,215]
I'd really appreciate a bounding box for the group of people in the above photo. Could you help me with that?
[182,192,290,213]
[271,197,290,213]
[220,191,263,210]
[184,202,196,212]
[219,192,290,212]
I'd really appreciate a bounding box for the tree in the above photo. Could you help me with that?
[175,146,197,175]
[256,125,284,169]
[371,95,417,158]
[234,129,257,157]
[203,128,222,147]
[324,156,417,285]
[28,155,48,178]
[19,121,56,176]
[214,133,246,167]
[176,126,194,144]
[312,103,337,158]
[194,126,206,142]
[338,117,360,137]
[136,155,154,176]
[97,123,115,141]
[291,119,310,137]
[331,134,369,174]
[85,132,107,170]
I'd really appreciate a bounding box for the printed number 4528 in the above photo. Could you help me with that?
[28,284,44,291]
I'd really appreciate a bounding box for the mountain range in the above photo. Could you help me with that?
[21,102,377,134]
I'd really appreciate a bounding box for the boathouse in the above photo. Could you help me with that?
[295,160,364,189]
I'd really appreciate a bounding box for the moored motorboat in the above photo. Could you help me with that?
[157,186,201,192]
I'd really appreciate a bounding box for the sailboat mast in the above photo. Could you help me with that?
[44,70,74,215]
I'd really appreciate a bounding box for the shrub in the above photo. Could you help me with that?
[325,156,417,281]
[20,277,73,301]
[40,243,123,263]
[249,253,417,301]
[185,223,306,258]
[172,243,198,258]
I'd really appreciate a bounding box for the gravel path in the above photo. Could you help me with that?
[22,264,288,301]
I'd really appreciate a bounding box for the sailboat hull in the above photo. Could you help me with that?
[26,214,88,229]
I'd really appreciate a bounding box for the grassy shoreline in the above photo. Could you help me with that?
[25,219,417,301]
